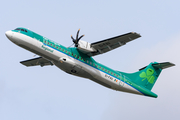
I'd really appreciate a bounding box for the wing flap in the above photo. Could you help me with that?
[20,57,54,67]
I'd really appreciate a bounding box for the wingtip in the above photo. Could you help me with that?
[131,32,141,37]
[169,62,176,66]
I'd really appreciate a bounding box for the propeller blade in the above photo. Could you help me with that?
[76,29,80,41]
[71,35,76,43]
[77,35,84,42]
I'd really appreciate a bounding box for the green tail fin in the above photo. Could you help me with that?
[122,62,175,90]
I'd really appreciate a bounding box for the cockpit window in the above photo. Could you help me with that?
[15,28,21,30]
[14,28,28,32]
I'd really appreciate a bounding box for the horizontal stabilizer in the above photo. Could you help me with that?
[20,57,54,67]
[152,62,175,69]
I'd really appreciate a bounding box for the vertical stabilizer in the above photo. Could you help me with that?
[121,62,175,91]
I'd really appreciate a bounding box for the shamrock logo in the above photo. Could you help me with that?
[139,68,155,84]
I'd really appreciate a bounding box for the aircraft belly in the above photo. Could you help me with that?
[76,63,112,88]
[115,82,142,95]
[54,61,92,79]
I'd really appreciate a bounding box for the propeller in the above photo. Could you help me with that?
[71,29,84,47]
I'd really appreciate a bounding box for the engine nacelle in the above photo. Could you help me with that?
[77,40,96,54]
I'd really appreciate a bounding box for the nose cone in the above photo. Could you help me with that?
[5,31,12,39]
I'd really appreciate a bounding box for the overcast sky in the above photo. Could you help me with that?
[1,0,180,120]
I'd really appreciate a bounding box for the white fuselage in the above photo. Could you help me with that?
[6,30,143,96]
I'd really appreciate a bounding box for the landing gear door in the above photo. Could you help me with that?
[71,65,82,74]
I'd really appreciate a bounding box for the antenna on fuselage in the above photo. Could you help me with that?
[67,43,74,48]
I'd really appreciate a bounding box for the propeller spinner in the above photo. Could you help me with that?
[71,29,84,47]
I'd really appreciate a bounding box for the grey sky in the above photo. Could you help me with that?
[1,0,180,120]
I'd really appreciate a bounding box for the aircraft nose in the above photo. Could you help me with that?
[5,31,12,39]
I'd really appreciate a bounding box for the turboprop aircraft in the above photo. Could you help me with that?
[5,28,175,98]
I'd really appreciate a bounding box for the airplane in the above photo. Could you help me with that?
[5,27,175,98]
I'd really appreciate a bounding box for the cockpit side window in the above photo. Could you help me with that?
[14,28,28,32]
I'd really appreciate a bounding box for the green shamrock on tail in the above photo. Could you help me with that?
[139,68,155,84]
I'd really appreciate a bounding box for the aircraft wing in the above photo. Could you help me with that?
[88,32,141,56]
[20,57,54,67]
